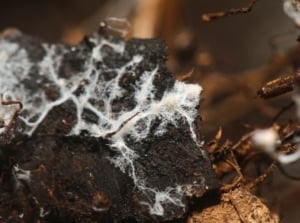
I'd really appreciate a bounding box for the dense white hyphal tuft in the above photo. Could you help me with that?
[251,127,300,164]
[252,128,280,154]
[0,34,203,216]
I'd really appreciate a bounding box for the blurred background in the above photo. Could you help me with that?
[1,0,300,222]
[0,0,296,72]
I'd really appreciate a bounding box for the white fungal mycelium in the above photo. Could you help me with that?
[0,31,203,216]
[251,127,280,155]
[251,126,300,165]
[283,0,300,27]
[12,164,31,189]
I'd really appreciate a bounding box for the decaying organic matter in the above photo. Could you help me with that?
[0,28,218,222]
[188,186,279,223]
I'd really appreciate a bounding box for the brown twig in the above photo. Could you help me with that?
[0,94,23,135]
[221,159,244,192]
[202,0,258,22]
[257,74,300,99]
[220,148,245,192]
[178,68,194,82]
[249,161,277,189]
[232,132,253,151]
[272,101,295,122]
[104,112,139,138]
[1,94,23,112]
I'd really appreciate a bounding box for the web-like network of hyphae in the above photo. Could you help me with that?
[0,34,202,216]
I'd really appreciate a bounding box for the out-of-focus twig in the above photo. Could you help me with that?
[257,74,300,99]
[178,69,194,82]
[272,102,295,122]
[221,157,244,192]
[131,0,161,38]
[202,0,258,22]
[249,161,277,189]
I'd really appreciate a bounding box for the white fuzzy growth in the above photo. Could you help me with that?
[92,206,109,212]
[13,164,31,183]
[0,35,203,216]
[251,128,280,154]
[12,164,31,191]
[251,127,300,164]
[139,187,185,216]
[39,208,50,218]
[283,0,300,26]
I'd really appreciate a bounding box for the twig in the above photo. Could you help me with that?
[257,74,298,99]
[178,68,194,82]
[272,101,295,123]
[202,0,258,22]
[1,94,23,112]
[276,143,300,180]
[0,94,23,135]
[221,159,244,192]
[232,132,253,151]
[249,161,277,189]
[104,112,139,138]
[221,150,245,192]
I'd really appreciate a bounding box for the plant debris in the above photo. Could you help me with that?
[188,186,279,223]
